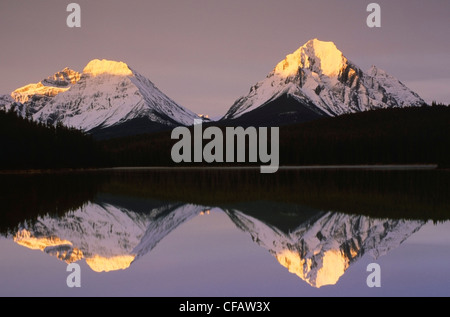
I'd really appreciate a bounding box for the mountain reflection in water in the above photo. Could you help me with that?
[13,202,207,272]
[1,168,448,288]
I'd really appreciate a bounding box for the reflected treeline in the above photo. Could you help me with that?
[0,172,108,235]
[98,168,450,221]
[1,168,449,235]
[1,168,448,287]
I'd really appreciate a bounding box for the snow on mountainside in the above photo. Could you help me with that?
[225,209,424,288]
[7,201,424,283]
[11,201,207,272]
[0,94,14,111]
[11,67,81,104]
[223,38,426,120]
[5,59,200,135]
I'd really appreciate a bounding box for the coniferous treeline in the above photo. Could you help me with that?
[0,172,106,234]
[100,105,450,168]
[279,105,450,167]
[1,167,449,235]
[0,109,104,170]
[1,105,449,170]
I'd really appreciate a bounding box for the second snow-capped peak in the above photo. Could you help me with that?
[273,38,347,78]
[82,59,133,77]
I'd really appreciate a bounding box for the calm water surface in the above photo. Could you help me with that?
[0,168,449,297]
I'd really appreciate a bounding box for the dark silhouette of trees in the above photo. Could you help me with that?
[1,105,449,170]
[99,105,450,168]
[0,108,103,170]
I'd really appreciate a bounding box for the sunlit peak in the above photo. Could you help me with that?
[275,248,349,288]
[11,83,70,103]
[85,254,136,272]
[13,229,83,263]
[83,59,133,77]
[14,229,72,251]
[200,209,210,215]
[274,38,346,78]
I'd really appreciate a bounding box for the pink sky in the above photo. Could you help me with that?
[0,0,449,117]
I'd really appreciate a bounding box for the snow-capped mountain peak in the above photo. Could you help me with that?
[10,202,208,273]
[42,67,81,86]
[274,38,346,78]
[223,38,426,121]
[225,208,424,288]
[82,59,133,77]
[10,67,80,104]
[5,58,200,137]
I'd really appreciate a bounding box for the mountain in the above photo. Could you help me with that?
[4,59,201,139]
[0,94,15,110]
[11,200,207,272]
[7,201,425,288]
[8,199,424,284]
[1,42,429,139]
[222,38,426,125]
[225,207,424,288]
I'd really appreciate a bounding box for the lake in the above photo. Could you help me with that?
[0,167,449,297]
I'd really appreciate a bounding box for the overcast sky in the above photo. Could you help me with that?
[1,0,449,117]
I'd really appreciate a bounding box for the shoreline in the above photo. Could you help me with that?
[0,164,442,175]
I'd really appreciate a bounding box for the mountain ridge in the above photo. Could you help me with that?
[2,59,201,138]
[7,198,424,286]
[222,38,426,125]
[0,39,433,139]
[225,208,424,288]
